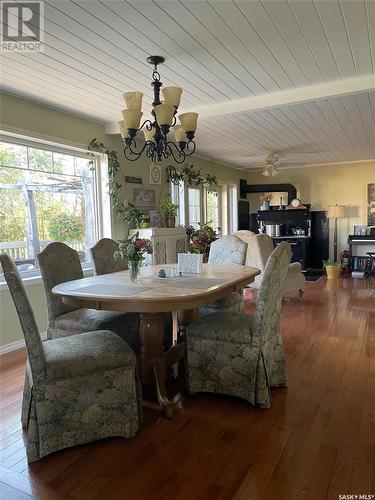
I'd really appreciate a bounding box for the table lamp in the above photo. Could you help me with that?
[327,205,346,262]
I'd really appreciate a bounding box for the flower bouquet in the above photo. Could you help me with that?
[114,232,152,282]
[187,221,218,262]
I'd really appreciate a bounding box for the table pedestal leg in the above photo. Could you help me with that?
[138,312,173,418]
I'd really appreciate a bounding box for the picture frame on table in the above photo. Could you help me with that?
[354,225,367,236]
[149,210,161,228]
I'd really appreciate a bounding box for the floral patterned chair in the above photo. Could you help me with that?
[90,238,127,275]
[0,253,141,463]
[199,234,248,315]
[37,242,143,352]
[186,241,291,409]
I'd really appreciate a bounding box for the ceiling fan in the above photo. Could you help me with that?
[240,152,308,176]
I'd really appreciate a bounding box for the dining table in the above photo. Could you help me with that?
[52,263,261,417]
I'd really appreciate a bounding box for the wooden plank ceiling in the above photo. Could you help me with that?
[1,0,374,169]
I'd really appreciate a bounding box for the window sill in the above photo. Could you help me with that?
[0,267,93,290]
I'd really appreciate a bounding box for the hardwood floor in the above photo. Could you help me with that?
[1,276,374,499]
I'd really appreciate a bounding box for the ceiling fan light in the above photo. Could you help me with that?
[179,112,198,133]
[118,120,127,139]
[173,125,187,143]
[143,126,155,142]
[162,86,183,108]
[123,91,143,110]
[154,104,175,126]
[122,109,143,130]
[262,167,271,177]
[270,165,279,176]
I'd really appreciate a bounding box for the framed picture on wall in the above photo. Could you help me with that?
[368,183,375,225]
[149,164,161,185]
[133,188,155,210]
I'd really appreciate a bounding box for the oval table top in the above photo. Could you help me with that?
[52,263,261,313]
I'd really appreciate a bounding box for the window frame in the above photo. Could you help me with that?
[204,186,222,234]
[0,132,111,283]
[169,179,238,235]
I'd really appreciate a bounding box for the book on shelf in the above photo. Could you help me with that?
[351,256,375,272]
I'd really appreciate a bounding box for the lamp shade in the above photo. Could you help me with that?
[143,126,155,142]
[118,120,127,139]
[162,86,183,108]
[179,112,198,132]
[122,109,143,130]
[123,91,143,110]
[173,125,187,143]
[327,205,346,218]
[154,104,175,127]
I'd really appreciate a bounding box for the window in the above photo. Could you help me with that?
[187,187,202,228]
[170,180,185,226]
[228,183,238,233]
[205,189,220,234]
[0,138,105,277]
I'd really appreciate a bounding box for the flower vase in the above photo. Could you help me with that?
[261,201,270,211]
[128,260,141,282]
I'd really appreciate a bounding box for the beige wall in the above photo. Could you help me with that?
[0,92,244,348]
[247,161,375,259]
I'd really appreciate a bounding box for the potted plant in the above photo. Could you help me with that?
[323,260,342,279]
[139,214,150,229]
[123,203,144,228]
[161,199,179,228]
[187,221,218,262]
[114,232,152,282]
[260,193,272,210]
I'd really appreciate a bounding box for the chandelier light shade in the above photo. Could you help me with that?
[179,112,199,134]
[143,126,155,142]
[173,125,187,143]
[118,120,127,140]
[121,55,198,163]
[153,103,175,127]
[122,109,143,130]
[123,91,143,110]
[162,86,183,108]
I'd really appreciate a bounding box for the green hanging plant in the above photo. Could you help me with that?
[87,138,128,221]
[166,163,218,193]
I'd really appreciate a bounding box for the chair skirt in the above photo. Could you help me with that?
[24,366,140,463]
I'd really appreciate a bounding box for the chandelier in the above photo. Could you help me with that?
[119,56,198,164]
[262,153,280,177]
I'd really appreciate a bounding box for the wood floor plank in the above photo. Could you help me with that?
[0,276,374,499]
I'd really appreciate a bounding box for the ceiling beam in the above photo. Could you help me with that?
[105,75,375,134]
[183,74,375,119]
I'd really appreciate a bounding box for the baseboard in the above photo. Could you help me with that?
[0,332,47,356]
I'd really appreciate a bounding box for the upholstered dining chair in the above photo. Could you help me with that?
[90,238,127,276]
[199,234,248,315]
[186,241,291,409]
[235,232,305,299]
[0,253,141,463]
[37,242,146,353]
